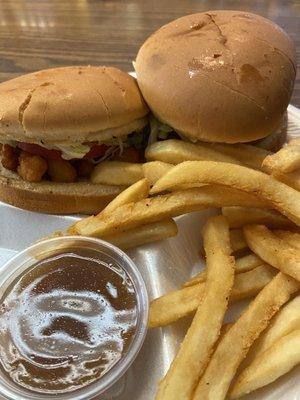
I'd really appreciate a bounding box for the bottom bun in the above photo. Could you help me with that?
[0,166,124,215]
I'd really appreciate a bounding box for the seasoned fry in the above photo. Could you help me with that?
[156,216,234,400]
[72,186,268,237]
[150,161,300,226]
[101,178,150,216]
[142,161,173,186]
[244,225,300,282]
[90,161,144,185]
[230,330,300,399]
[149,265,276,328]
[274,230,300,250]
[200,141,271,170]
[183,253,264,287]
[222,206,294,229]
[145,139,243,165]
[245,295,300,364]
[102,219,178,249]
[262,143,300,174]
[230,229,247,252]
[192,273,299,400]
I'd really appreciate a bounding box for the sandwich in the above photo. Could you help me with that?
[135,10,296,151]
[0,66,149,214]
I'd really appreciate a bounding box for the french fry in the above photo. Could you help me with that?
[192,273,299,400]
[90,160,173,187]
[145,139,243,165]
[230,330,300,399]
[72,186,268,237]
[149,265,276,328]
[222,206,294,229]
[244,295,300,365]
[262,143,300,174]
[101,178,150,216]
[102,219,178,249]
[273,170,300,191]
[90,161,144,185]
[230,264,276,301]
[67,178,150,235]
[150,161,300,226]
[244,225,300,282]
[156,216,234,400]
[230,229,248,252]
[183,253,264,288]
[274,230,300,250]
[200,141,271,170]
[142,161,173,186]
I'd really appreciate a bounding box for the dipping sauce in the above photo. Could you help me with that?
[0,248,138,394]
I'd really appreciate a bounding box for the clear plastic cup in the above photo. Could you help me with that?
[0,236,149,400]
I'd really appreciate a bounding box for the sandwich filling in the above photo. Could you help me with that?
[0,132,146,183]
[0,118,178,183]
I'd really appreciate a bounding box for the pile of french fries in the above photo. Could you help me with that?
[68,139,300,399]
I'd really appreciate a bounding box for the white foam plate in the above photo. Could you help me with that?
[0,105,300,399]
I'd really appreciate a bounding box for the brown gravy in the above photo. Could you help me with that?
[0,248,137,393]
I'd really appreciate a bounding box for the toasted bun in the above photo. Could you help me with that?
[135,11,296,143]
[0,165,124,214]
[0,66,148,143]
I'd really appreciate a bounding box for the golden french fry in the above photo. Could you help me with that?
[262,143,300,174]
[149,265,276,328]
[145,139,243,165]
[222,206,294,229]
[102,219,178,249]
[230,264,276,301]
[244,295,300,366]
[67,179,150,234]
[230,229,248,252]
[156,216,234,400]
[183,253,264,288]
[90,160,173,187]
[244,225,300,282]
[200,141,271,170]
[142,161,173,186]
[90,161,144,185]
[72,186,268,237]
[274,230,300,250]
[192,273,299,400]
[150,161,300,226]
[273,170,300,191]
[101,178,150,216]
[230,329,300,399]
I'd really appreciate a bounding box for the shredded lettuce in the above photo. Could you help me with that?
[148,116,174,145]
[126,129,149,149]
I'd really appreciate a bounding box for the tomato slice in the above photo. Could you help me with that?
[18,142,62,160]
[113,147,142,163]
[84,144,108,159]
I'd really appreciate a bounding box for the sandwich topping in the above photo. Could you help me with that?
[0,118,180,184]
[0,130,149,183]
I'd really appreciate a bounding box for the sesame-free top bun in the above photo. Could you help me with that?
[0,66,149,143]
[135,11,296,143]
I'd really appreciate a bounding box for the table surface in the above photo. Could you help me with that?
[0,0,299,107]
